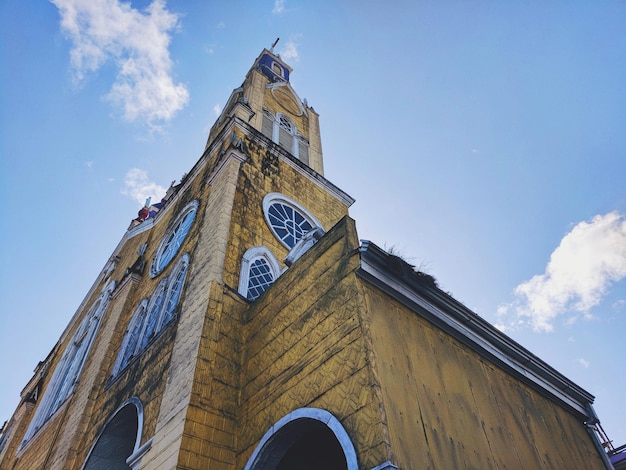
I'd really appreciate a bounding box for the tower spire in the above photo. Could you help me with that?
[270,37,280,52]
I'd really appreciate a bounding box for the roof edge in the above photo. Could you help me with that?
[357,240,595,418]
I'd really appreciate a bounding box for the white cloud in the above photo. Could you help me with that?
[213,103,222,116]
[272,0,285,14]
[85,160,94,169]
[51,0,189,128]
[613,299,626,310]
[121,168,166,206]
[497,212,626,332]
[280,40,299,62]
[578,358,591,369]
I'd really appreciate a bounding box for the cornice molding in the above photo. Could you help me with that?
[357,240,595,418]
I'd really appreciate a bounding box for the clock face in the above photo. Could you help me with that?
[151,201,197,277]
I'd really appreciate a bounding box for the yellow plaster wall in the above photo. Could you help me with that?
[236,217,393,470]
[360,282,606,470]
[222,133,349,292]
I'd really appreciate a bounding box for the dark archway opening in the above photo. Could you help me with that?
[83,404,138,470]
[276,420,347,470]
[252,418,347,470]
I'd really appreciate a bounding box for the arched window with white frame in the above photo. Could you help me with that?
[21,281,116,446]
[244,408,358,470]
[160,254,189,327]
[139,279,167,350]
[150,201,198,278]
[113,300,148,375]
[263,193,322,250]
[261,109,309,165]
[238,246,282,301]
[112,255,189,377]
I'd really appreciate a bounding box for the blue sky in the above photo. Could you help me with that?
[1,0,625,449]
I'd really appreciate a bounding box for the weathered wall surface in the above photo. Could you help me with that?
[361,282,605,470]
[222,132,350,292]
[236,217,393,470]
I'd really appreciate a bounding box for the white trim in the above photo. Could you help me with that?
[244,407,358,470]
[370,462,399,470]
[262,193,323,249]
[358,242,594,417]
[284,226,326,267]
[160,254,190,327]
[238,246,282,300]
[112,255,190,377]
[266,82,307,117]
[126,437,153,470]
[206,149,247,186]
[149,200,198,278]
[112,299,149,376]
[81,397,144,470]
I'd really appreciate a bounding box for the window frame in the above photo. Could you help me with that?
[150,200,198,278]
[238,246,282,301]
[260,109,309,164]
[113,255,189,377]
[262,193,322,250]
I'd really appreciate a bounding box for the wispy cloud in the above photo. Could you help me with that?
[121,168,166,206]
[578,358,591,369]
[272,0,285,14]
[51,0,189,129]
[497,212,626,332]
[280,39,299,62]
[213,103,221,116]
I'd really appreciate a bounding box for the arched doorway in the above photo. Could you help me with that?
[245,408,358,470]
[82,399,142,470]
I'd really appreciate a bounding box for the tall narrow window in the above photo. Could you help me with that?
[260,109,309,164]
[238,246,282,301]
[247,258,274,301]
[113,255,189,376]
[22,281,116,446]
[278,114,295,153]
[161,255,189,327]
[150,201,198,277]
[140,280,167,350]
[114,300,148,374]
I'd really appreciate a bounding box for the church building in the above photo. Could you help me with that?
[0,48,613,469]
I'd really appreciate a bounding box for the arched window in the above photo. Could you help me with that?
[113,300,148,375]
[238,246,282,301]
[160,255,189,326]
[113,256,189,376]
[261,109,309,165]
[140,279,167,350]
[263,193,322,249]
[150,200,198,277]
[22,281,116,446]
[244,408,358,470]
[82,398,148,470]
